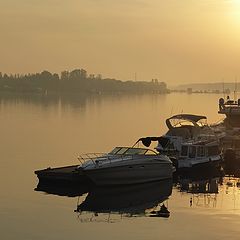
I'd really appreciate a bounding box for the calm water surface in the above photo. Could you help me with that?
[0,93,240,240]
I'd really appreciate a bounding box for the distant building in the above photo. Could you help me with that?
[187,88,192,94]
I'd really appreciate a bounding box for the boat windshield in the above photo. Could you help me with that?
[124,148,148,155]
[109,147,156,155]
[109,147,122,155]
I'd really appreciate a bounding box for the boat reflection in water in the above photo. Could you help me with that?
[35,181,91,197]
[34,178,173,222]
[34,168,240,223]
[75,179,172,221]
[176,176,220,208]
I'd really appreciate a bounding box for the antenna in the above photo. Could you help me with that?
[170,106,173,116]
[222,79,225,100]
[234,76,237,102]
[134,72,137,81]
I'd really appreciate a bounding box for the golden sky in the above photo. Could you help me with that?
[1,0,240,84]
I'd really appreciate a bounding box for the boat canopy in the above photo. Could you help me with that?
[136,137,169,148]
[166,114,207,130]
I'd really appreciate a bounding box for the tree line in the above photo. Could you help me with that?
[0,69,168,94]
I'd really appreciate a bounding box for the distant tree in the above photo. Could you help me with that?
[96,74,102,80]
[80,69,87,79]
[89,74,95,80]
[61,71,69,81]
[69,69,81,81]
[52,73,59,81]
[68,68,87,81]
[40,71,52,81]
[3,73,9,79]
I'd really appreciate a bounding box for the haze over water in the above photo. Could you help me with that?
[1,93,240,240]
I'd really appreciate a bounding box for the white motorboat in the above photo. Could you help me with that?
[155,114,220,157]
[177,139,222,169]
[78,142,175,186]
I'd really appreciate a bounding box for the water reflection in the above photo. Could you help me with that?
[35,179,172,220]
[0,92,89,111]
[35,181,90,197]
[34,167,240,223]
[176,176,220,208]
[176,177,220,194]
[76,179,172,219]
[0,92,154,110]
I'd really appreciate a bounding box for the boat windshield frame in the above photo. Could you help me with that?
[108,147,158,156]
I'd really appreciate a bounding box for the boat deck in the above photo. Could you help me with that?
[35,164,90,184]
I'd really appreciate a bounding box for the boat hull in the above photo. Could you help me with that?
[34,165,90,184]
[83,162,173,186]
[177,155,222,169]
[176,161,223,178]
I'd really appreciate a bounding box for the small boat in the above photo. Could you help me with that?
[177,139,222,170]
[79,141,175,186]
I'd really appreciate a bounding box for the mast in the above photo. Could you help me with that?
[234,76,237,102]
[222,80,225,100]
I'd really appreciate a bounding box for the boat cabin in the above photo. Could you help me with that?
[180,142,220,159]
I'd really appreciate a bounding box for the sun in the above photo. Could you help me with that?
[232,0,240,9]
[228,0,240,25]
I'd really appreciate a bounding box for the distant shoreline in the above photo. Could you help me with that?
[0,69,168,95]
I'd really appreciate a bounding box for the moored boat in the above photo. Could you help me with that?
[79,145,174,186]
[35,139,175,186]
[155,114,219,157]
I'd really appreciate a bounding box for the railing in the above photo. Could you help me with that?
[77,153,106,165]
[77,153,136,166]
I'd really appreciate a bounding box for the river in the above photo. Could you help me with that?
[0,92,239,240]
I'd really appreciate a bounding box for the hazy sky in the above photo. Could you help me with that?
[1,0,240,84]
